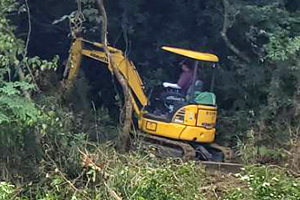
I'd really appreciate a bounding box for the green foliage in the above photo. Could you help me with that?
[266,35,300,61]
[0,0,63,185]
[0,182,15,200]
[0,0,37,157]
[226,165,300,200]
[110,160,205,200]
[236,130,288,164]
[0,0,58,126]
[4,141,300,200]
[0,82,38,123]
[210,1,300,167]
[0,1,25,69]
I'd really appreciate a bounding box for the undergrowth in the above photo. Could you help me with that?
[1,145,300,200]
[0,82,299,200]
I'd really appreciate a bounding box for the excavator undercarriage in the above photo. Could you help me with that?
[134,132,233,161]
[132,132,242,173]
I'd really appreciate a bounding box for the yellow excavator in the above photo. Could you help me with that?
[64,36,234,162]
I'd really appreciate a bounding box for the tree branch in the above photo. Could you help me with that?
[221,0,250,63]
[24,0,41,92]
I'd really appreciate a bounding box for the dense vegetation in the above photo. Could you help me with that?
[0,0,300,199]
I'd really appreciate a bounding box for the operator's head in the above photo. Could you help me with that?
[181,59,195,72]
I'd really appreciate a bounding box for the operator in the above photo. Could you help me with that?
[163,59,194,95]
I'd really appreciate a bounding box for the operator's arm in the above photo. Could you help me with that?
[177,72,192,89]
[162,82,181,89]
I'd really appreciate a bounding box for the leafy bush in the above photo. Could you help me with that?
[0,0,61,181]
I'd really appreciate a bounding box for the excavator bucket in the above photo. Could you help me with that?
[162,46,219,63]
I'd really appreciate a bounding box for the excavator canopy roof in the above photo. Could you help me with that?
[162,46,219,63]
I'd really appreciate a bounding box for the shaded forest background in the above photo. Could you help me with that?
[0,0,300,199]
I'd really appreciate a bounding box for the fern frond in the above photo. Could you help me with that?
[0,83,20,95]
[0,112,9,123]
[0,95,40,122]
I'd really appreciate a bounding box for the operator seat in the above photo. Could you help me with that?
[160,82,186,112]
[143,83,186,121]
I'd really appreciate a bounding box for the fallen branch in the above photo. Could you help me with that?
[44,151,89,198]
[104,182,123,200]
[79,148,122,200]
[78,148,112,179]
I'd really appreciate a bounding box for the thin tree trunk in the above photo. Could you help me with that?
[17,65,31,100]
[96,0,132,152]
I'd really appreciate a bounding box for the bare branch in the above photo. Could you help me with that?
[221,0,250,63]
[24,0,31,55]
[23,0,41,92]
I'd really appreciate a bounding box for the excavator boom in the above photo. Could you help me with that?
[65,37,148,116]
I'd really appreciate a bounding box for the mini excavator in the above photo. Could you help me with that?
[64,36,235,162]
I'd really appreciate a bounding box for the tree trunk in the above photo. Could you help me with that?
[96,0,132,152]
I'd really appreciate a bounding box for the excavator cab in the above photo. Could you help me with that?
[161,46,218,99]
[147,55,217,118]
[142,46,219,122]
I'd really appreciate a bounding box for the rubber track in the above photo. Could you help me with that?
[141,133,196,161]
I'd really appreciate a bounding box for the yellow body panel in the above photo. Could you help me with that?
[179,126,215,143]
[140,104,217,143]
[140,118,186,140]
[80,38,122,54]
[178,105,198,126]
[139,117,215,143]
[81,49,109,64]
[197,106,217,129]
[80,49,148,114]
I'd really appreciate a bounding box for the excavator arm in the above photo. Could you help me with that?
[64,37,148,116]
